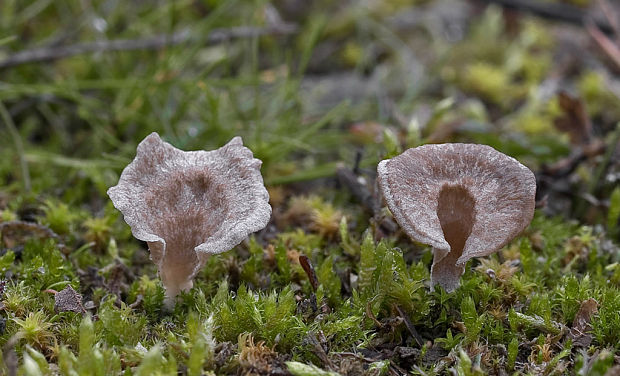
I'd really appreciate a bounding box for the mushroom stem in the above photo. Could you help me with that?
[162,283,192,310]
[158,250,201,310]
[431,185,476,292]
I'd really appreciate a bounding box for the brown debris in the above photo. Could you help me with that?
[54,285,86,314]
[569,298,599,348]
[541,139,606,177]
[303,332,333,370]
[238,334,290,376]
[554,91,592,146]
[298,254,319,292]
[101,260,134,306]
[0,220,65,251]
[214,342,236,369]
[394,305,424,347]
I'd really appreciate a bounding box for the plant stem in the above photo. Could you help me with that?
[0,101,31,192]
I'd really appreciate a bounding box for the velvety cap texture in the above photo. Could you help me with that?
[377,143,536,292]
[108,133,271,301]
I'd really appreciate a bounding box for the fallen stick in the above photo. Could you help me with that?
[336,166,380,216]
[0,24,298,70]
[479,0,613,34]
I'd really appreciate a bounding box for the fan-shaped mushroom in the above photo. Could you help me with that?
[377,143,536,292]
[108,133,271,306]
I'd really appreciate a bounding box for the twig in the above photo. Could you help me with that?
[336,165,398,235]
[599,0,620,41]
[365,301,383,328]
[479,0,613,34]
[336,166,380,216]
[540,139,606,177]
[304,333,334,370]
[586,20,620,71]
[0,24,298,70]
[395,304,425,347]
[0,102,30,191]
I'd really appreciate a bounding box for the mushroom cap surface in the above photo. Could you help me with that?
[108,132,271,299]
[377,143,536,291]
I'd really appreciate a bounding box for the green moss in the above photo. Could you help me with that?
[608,187,620,239]
[96,299,147,347]
[211,282,305,351]
[578,71,620,118]
[40,200,80,236]
[460,63,514,106]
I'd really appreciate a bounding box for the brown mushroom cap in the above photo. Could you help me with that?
[377,143,536,292]
[108,133,271,301]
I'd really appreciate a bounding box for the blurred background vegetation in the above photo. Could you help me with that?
[1,0,620,375]
[1,0,619,209]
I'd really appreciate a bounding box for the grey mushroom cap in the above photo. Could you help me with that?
[377,143,536,292]
[108,132,271,301]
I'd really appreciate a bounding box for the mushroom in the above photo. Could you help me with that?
[108,133,271,305]
[377,143,536,292]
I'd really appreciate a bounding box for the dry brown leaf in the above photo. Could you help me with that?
[569,298,599,348]
[54,285,85,314]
